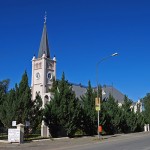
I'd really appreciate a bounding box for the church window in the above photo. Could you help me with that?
[44,95,49,104]
[47,72,52,80]
[36,63,38,69]
[39,63,42,68]
[50,63,53,68]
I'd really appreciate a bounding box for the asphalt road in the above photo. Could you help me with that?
[1,132,150,150]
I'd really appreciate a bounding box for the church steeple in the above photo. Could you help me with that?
[38,13,50,58]
[32,12,56,138]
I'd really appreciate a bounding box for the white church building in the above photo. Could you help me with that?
[31,17,56,137]
[31,16,144,137]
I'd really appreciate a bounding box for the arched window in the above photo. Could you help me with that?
[44,95,49,104]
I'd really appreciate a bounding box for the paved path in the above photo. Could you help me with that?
[0,132,150,150]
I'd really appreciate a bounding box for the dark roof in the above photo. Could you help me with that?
[72,84,87,98]
[72,84,125,103]
[38,23,50,58]
[102,86,125,103]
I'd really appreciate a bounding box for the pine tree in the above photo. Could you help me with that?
[0,79,9,106]
[81,81,97,135]
[143,93,150,124]
[0,79,10,128]
[122,95,132,112]
[100,94,121,134]
[0,73,43,133]
[44,72,81,137]
[0,89,16,128]
[15,71,32,124]
[135,112,144,132]
[30,93,43,132]
[120,95,139,133]
[15,71,43,133]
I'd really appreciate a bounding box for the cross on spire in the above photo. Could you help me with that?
[38,12,50,58]
[44,11,47,24]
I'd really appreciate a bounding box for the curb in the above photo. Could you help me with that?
[0,140,10,144]
[32,137,69,142]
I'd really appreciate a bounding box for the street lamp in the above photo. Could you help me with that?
[96,52,118,139]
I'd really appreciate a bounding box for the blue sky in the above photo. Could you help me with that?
[0,0,150,101]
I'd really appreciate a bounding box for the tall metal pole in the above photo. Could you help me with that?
[96,63,100,139]
[96,52,118,139]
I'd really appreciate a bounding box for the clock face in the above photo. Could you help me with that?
[35,72,40,79]
[47,72,52,80]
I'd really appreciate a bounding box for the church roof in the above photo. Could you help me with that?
[38,22,50,58]
[72,84,125,103]
[102,85,125,103]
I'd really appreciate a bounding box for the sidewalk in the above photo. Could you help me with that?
[0,134,120,144]
[0,132,150,150]
[0,131,148,144]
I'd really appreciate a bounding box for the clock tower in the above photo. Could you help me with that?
[31,15,56,137]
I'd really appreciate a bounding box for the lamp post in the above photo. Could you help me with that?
[96,52,118,139]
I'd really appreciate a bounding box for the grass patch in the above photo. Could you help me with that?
[0,134,8,140]
[24,134,49,141]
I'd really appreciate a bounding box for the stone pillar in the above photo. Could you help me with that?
[144,124,147,132]
[17,123,24,143]
[41,121,49,137]
[148,124,150,131]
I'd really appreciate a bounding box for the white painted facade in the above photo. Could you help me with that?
[31,54,56,107]
[31,55,56,137]
[31,19,56,137]
[130,100,143,113]
[133,100,143,113]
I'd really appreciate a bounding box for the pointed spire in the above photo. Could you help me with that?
[44,11,47,24]
[38,12,50,58]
